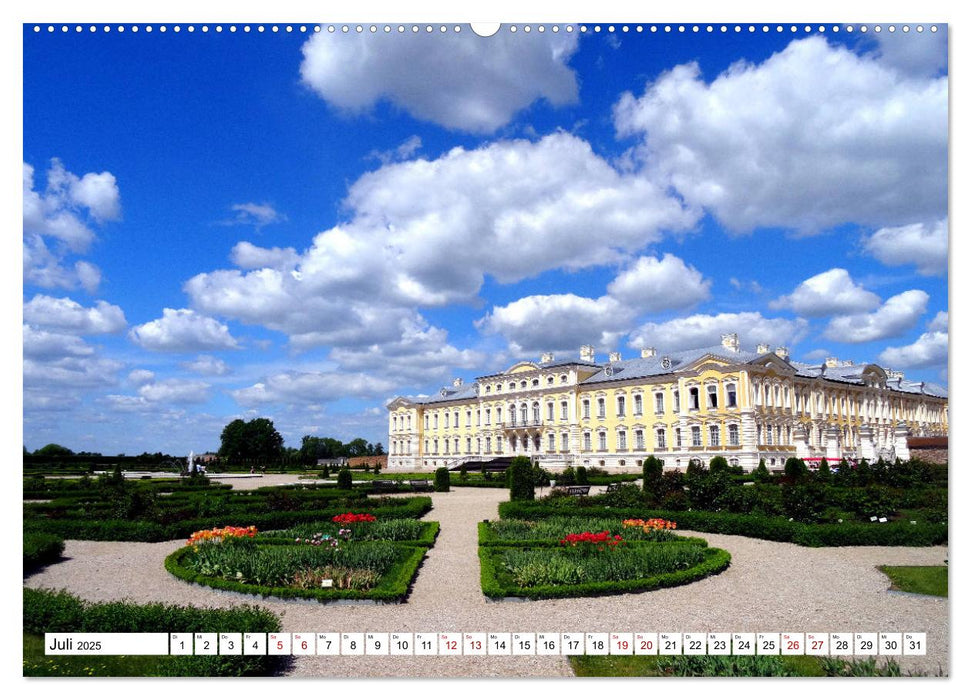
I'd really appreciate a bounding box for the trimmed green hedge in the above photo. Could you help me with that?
[23,587,283,676]
[165,543,428,603]
[480,543,730,599]
[25,496,433,542]
[497,502,947,547]
[24,532,66,572]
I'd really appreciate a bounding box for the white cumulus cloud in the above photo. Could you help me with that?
[606,254,710,310]
[137,379,211,404]
[232,372,395,407]
[878,330,948,369]
[300,30,580,133]
[181,355,231,376]
[23,295,127,335]
[861,219,947,276]
[129,308,240,352]
[629,312,809,353]
[613,36,947,232]
[770,269,880,317]
[824,290,929,343]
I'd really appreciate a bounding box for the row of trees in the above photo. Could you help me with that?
[217,418,384,464]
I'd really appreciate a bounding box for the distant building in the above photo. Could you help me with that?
[387,335,948,473]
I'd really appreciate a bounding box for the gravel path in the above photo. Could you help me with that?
[24,479,949,677]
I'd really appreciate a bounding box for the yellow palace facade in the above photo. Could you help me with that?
[386,334,948,473]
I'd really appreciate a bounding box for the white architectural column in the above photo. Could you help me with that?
[858,425,875,461]
[893,423,911,460]
[825,425,841,461]
[792,423,809,459]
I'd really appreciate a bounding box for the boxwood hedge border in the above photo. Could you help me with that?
[165,543,429,603]
[479,543,731,600]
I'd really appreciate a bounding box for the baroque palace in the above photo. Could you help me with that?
[386,334,948,473]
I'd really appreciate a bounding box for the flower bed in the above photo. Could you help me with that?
[166,540,428,602]
[479,517,692,547]
[480,540,730,599]
[260,519,438,546]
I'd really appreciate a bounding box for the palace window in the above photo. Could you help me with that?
[617,396,626,417]
[454,411,459,426]
[434,439,439,454]
[485,437,492,453]
[689,387,700,411]
[655,392,664,414]
[520,405,528,423]
[635,429,645,450]
[424,439,429,453]
[547,376,554,385]
[454,438,459,453]
[674,390,681,412]
[676,428,682,447]
[532,402,541,423]
[444,413,449,429]
[547,402,555,421]
[548,433,555,451]
[707,386,718,409]
[560,374,568,384]
[466,410,472,427]
[496,407,502,424]
[560,401,569,420]
[532,378,539,387]
[709,425,720,446]
[583,432,592,451]
[434,414,439,429]
[444,439,449,454]
[582,399,590,419]
[484,408,490,425]
[561,433,569,451]
[766,426,773,445]
[424,415,429,430]
[598,432,607,451]
[726,383,737,408]
[728,424,739,446]
[597,397,606,419]
[508,382,515,391]
[634,394,643,415]
[656,428,666,449]
[691,426,702,447]
[466,437,472,453]
[618,430,628,450]
[477,438,481,453]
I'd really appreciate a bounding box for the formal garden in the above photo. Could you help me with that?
[23,454,948,677]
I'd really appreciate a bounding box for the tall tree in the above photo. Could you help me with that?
[33,443,74,457]
[219,418,283,462]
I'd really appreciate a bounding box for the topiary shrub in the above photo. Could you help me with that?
[320,465,330,479]
[752,460,770,482]
[816,458,831,482]
[434,467,450,492]
[459,466,468,482]
[784,457,808,481]
[532,465,551,487]
[509,456,535,502]
[574,465,589,485]
[642,455,664,501]
[337,468,353,490]
[373,462,381,476]
[709,456,730,474]
[558,466,576,486]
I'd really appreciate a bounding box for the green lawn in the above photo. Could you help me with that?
[878,565,948,597]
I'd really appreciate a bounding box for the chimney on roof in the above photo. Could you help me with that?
[757,343,771,354]
[721,333,739,352]
[825,357,839,368]
[609,351,622,363]
[775,346,789,361]
[452,378,463,387]
[540,352,555,364]
[641,347,656,358]
[580,345,595,363]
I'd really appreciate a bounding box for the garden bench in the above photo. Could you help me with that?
[565,485,591,496]
[605,482,621,493]
[409,479,434,492]
[370,480,398,493]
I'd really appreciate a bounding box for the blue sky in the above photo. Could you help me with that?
[22,21,949,455]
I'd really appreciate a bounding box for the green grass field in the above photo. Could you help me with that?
[878,565,948,597]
